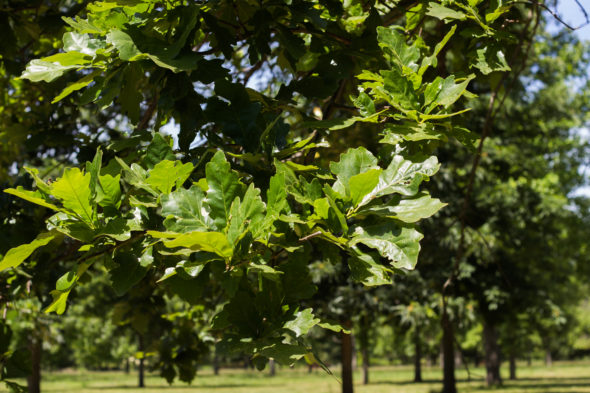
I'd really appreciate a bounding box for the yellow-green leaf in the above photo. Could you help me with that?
[0,233,55,272]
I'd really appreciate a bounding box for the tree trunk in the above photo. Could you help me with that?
[545,349,552,367]
[308,364,313,374]
[414,326,422,383]
[138,334,145,388]
[441,309,457,393]
[341,321,354,393]
[27,334,42,393]
[509,352,516,380]
[269,358,276,376]
[359,315,370,385]
[213,354,220,375]
[125,358,130,374]
[483,321,502,386]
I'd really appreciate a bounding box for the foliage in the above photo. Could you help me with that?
[0,0,574,388]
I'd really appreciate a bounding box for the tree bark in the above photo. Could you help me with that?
[269,358,276,376]
[213,354,220,375]
[483,321,502,386]
[545,349,552,367]
[138,334,145,388]
[509,352,516,380]
[27,334,42,393]
[441,309,457,393]
[359,315,370,385]
[414,326,422,383]
[341,320,354,393]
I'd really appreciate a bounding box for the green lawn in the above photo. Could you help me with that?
[2,361,590,393]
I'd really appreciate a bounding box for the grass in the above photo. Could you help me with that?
[2,361,590,393]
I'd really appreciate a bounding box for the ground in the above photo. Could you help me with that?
[2,361,589,393]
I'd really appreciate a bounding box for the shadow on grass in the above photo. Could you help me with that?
[48,383,282,391]
[367,376,590,391]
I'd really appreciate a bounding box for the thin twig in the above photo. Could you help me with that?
[512,0,589,31]
[299,231,322,242]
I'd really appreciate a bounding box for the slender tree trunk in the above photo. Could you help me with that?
[341,320,354,393]
[527,351,532,366]
[269,358,276,376]
[509,352,516,380]
[483,321,502,386]
[138,334,145,388]
[125,358,130,374]
[213,354,220,375]
[27,334,42,393]
[308,364,313,374]
[441,309,457,393]
[545,349,552,367]
[359,315,370,385]
[414,326,422,382]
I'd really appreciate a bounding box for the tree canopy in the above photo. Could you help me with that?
[1,1,589,392]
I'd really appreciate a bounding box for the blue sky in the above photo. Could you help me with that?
[555,0,590,40]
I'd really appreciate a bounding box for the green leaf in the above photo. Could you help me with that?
[20,59,80,82]
[47,213,95,242]
[150,231,233,259]
[143,133,175,169]
[0,233,55,272]
[433,75,474,108]
[146,160,194,194]
[377,27,420,70]
[44,290,70,314]
[107,29,143,61]
[356,155,439,207]
[473,47,511,75]
[51,168,96,225]
[62,31,105,56]
[227,184,266,244]
[259,343,309,365]
[380,123,446,144]
[357,194,446,223]
[110,251,150,296]
[96,174,122,209]
[330,147,379,195]
[348,251,392,286]
[349,169,382,207]
[426,2,467,21]
[160,186,211,233]
[284,308,320,337]
[380,69,420,110]
[352,92,376,117]
[115,157,158,196]
[4,187,61,211]
[205,151,245,230]
[52,70,101,103]
[350,222,423,269]
[266,173,288,217]
[86,148,102,201]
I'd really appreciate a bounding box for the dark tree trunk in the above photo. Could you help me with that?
[341,321,354,393]
[138,334,145,388]
[27,334,42,393]
[509,352,516,380]
[414,326,422,383]
[441,309,457,393]
[213,354,220,375]
[125,358,130,374]
[483,321,502,386]
[269,358,276,376]
[545,349,552,367]
[359,315,370,385]
[308,364,313,374]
